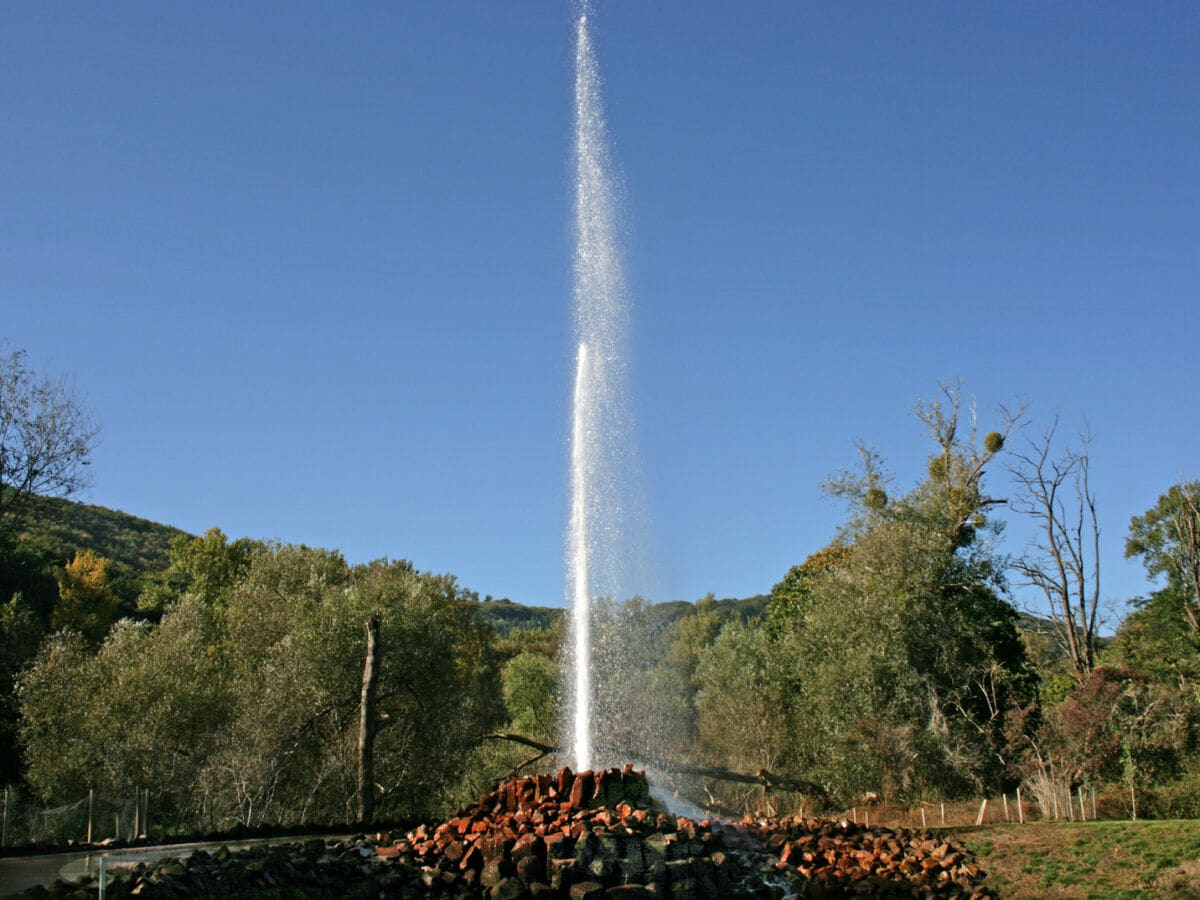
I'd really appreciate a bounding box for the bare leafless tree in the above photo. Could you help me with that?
[0,345,100,524]
[1008,419,1100,678]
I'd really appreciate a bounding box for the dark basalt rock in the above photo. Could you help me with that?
[30,767,994,898]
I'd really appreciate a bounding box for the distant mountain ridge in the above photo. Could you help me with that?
[5,496,1054,648]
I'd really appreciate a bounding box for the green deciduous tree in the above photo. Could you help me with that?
[1126,482,1200,635]
[51,549,119,644]
[19,542,503,830]
[747,384,1033,803]
[138,528,261,613]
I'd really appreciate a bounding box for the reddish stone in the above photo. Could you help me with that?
[570,771,593,808]
[557,767,574,794]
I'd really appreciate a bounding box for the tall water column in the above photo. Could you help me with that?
[567,9,630,773]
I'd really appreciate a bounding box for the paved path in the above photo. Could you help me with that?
[0,836,345,898]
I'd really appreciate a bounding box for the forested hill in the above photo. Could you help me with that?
[1,495,190,613]
[11,494,190,572]
[3,498,1051,647]
[4,496,771,630]
[473,594,771,637]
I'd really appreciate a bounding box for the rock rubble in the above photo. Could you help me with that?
[28,766,994,898]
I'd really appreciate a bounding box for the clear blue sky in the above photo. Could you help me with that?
[3,3,1197,619]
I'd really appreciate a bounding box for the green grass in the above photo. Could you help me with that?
[952,819,1200,898]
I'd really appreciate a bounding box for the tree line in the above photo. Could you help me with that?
[2,347,1199,836]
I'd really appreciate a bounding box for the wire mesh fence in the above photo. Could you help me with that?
[2,786,148,847]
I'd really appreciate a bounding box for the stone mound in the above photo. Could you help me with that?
[383,765,993,898]
[33,765,994,898]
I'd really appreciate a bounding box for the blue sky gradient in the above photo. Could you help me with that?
[3,3,1197,618]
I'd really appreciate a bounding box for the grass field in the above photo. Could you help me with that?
[944,819,1200,898]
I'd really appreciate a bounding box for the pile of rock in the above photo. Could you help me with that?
[372,765,992,899]
[385,764,760,898]
[737,815,988,897]
[29,766,994,898]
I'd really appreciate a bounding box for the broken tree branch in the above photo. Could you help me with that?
[480,734,827,800]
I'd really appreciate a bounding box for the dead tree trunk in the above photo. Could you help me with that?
[1010,421,1101,678]
[357,614,382,823]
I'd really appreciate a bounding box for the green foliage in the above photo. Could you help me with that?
[503,651,560,737]
[1126,482,1200,581]
[1141,772,1200,819]
[0,592,43,783]
[51,549,119,643]
[473,596,562,638]
[1040,665,1199,790]
[695,619,802,775]
[20,599,226,813]
[1126,481,1200,635]
[742,385,1032,803]
[18,544,503,829]
[13,493,186,580]
[765,544,851,636]
[138,528,260,613]
[1107,586,1200,686]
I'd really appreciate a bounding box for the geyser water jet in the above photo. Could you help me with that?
[569,342,592,771]
[567,8,629,773]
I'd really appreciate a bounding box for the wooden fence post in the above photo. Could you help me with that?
[87,789,94,844]
[1002,794,1009,822]
[920,806,926,828]
[1078,786,1086,822]
[940,802,945,826]
[2,786,9,847]
[975,798,989,826]
[1016,786,1024,824]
